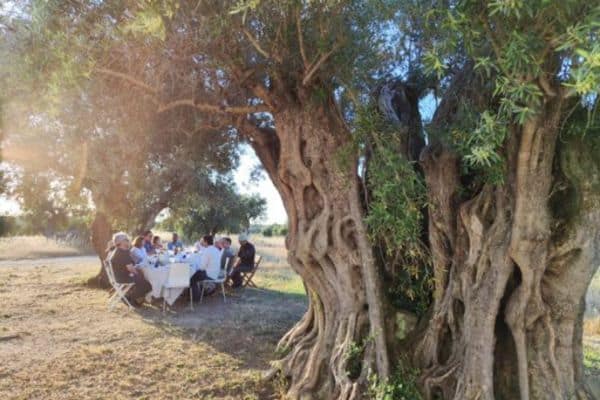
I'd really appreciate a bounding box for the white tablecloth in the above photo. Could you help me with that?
[142,264,196,305]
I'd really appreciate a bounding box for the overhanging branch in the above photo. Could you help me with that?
[95,67,158,95]
[302,45,339,87]
[157,99,270,115]
[95,67,269,116]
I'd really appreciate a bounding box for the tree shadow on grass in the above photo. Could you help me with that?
[135,286,307,370]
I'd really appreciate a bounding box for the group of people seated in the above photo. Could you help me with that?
[106,230,256,307]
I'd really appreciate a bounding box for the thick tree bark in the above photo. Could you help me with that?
[375,80,425,162]
[87,211,112,288]
[241,74,597,399]
[414,95,598,399]
[246,103,389,399]
[133,178,186,234]
[535,135,600,400]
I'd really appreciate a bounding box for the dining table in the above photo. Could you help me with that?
[140,251,201,305]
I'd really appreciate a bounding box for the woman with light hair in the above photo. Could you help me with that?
[108,232,152,306]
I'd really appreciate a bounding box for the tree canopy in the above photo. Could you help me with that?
[160,179,267,238]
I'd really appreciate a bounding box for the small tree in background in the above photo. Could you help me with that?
[161,183,266,238]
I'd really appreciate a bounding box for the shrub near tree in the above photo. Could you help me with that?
[3,1,599,399]
[262,224,288,237]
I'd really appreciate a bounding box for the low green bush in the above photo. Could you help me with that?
[368,364,422,400]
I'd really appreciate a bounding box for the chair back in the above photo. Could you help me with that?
[219,257,230,279]
[254,255,262,269]
[103,259,117,286]
[166,263,190,288]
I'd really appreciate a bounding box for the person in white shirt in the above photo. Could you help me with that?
[190,235,222,299]
[194,237,204,252]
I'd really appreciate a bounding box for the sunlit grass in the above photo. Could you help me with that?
[1,235,598,398]
[0,236,305,399]
[585,345,600,372]
[0,235,90,260]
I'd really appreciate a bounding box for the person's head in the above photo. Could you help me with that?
[171,233,179,242]
[132,236,144,249]
[113,232,131,250]
[143,230,153,241]
[238,233,249,245]
[152,235,161,245]
[222,237,232,249]
[214,237,223,249]
[202,235,214,246]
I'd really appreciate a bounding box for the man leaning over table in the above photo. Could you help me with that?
[189,235,221,300]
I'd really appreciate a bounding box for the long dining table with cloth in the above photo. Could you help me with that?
[140,252,201,305]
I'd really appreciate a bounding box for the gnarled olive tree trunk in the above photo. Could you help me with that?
[247,103,389,399]
[244,80,597,399]
[87,210,112,288]
[414,96,599,400]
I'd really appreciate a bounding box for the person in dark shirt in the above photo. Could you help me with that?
[108,232,152,305]
[229,234,255,288]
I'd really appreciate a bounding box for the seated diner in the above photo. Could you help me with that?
[108,232,152,306]
[130,235,148,266]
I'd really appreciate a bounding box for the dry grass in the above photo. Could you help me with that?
[0,235,306,400]
[585,317,600,336]
[1,234,599,399]
[0,235,91,261]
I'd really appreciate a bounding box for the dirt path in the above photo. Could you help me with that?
[0,256,306,399]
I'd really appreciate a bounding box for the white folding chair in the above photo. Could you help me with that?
[104,259,134,311]
[199,257,228,303]
[162,263,193,312]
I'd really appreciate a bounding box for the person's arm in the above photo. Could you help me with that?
[112,250,138,275]
[125,253,139,274]
[199,251,210,271]
[234,248,243,267]
[226,249,236,270]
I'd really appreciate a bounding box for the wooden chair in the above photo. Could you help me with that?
[241,255,262,288]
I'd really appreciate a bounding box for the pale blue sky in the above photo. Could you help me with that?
[234,145,287,224]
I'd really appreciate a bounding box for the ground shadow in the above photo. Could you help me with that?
[136,286,307,369]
